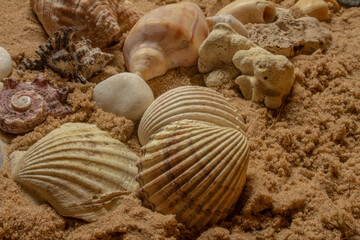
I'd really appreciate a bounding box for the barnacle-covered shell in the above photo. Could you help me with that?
[293,0,339,21]
[11,123,139,222]
[0,76,71,134]
[138,86,246,146]
[123,2,209,81]
[217,0,277,24]
[136,119,250,229]
[21,27,113,83]
[31,0,142,48]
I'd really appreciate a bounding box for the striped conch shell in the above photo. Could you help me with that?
[216,0,277,24]
[138,86,246,146]
[294,0,340,21]
[136,119,250,229]
[31,0,143,48]
[11,123,139,222]
[123,2,209,81]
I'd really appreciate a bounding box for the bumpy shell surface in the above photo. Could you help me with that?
[294,0,339,21]
[31,0,142,48]
[123,2,209,81]
[217,0,277,24]
[0,76,71,134]
[138,86,246,146]
[136,119,250,229]
[11,123,139,222]
[21,27,113,83]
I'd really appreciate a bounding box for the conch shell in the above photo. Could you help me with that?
[0,76,72,134]
[216,0,277,24]
[31,0,142,48]
[123,2,209,81]
[294,0,340,21]
[138,86,246,146]
[11,123,139,222]
[136,119,250,229]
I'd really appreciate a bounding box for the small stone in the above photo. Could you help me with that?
[93,73,154,121]
[0,140,6,169]
[0,47,12,80]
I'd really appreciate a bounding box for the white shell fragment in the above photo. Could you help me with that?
[93,73,154,121]
[136,119,250,229]
[0,47,12,80]
[11,123,139,222]
[233,46,295,109]
[138,86,246,146]
[123,2,209,81]
[217,0,277,24]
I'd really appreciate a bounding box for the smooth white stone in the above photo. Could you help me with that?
[0,47,12,80]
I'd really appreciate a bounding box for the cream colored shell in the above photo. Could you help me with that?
[136,119,250,229]
[123,2,209,81]
[11,123,139,222]
[206,14,248,37]
[138,86,246,146]
[217,0,277,24]
[31,0,142,48]
[294,0,339,21]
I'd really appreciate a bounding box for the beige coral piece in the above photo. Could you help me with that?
[248,8,331,57]
[11,123,139,222]
[216,0,277,24]
[136,119,250,229]
[293,0,340,21]
[123,2,209,81]
[233,47,295,109]
[198,23,256,87]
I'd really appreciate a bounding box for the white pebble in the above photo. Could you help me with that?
[0,47,12,80]
[93,73,154,121]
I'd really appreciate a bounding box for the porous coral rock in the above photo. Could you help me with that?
[248,8,331,57]
[233,46,295,108]
[198,23,255,87]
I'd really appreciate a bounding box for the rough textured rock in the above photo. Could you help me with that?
[198,23,255,87]
[93,73,154,121]
[248,8,332,57]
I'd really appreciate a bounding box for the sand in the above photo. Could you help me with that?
[0,0,359,239]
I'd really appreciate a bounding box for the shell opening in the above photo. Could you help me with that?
[11,92,32,112]
[263,6,276,23]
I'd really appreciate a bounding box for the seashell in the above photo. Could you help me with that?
[93,73,154,121]
[11,123,139,222]
[0,140,6,169]
[0,47,12,80]
[294,0,339,21]
[0,76,72,134]
[206,14,248,37]
[123,2,209,81]
[31,0,142,48]
[136,119,250,229]
[216,0,277,24]
[20,27,113,83]
[138,86,246,146]
[336,0,360,7]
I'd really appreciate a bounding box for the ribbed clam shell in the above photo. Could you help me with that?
[11,123,139,222]
[138,86,246,145]
[31,0,142,48]
[136,120,250,229]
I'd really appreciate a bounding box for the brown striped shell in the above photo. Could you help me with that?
[123,2,209,81]
[136,119,250,229]
[31,0,142,48]
[11,123,139,222]
[138,86,246,146]
[0,76,72,134]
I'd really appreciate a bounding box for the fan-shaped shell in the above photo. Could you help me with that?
[138,86,246,146]
[123,2,209,81]
[136,120,250,229]
[11,123,139,222]
[31,0,142,48]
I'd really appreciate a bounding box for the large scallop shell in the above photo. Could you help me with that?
[136,119,250,229]
[138,86,246,146]
[11,123,139,222]
[123,2,209,81]
[31,0,142,48]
